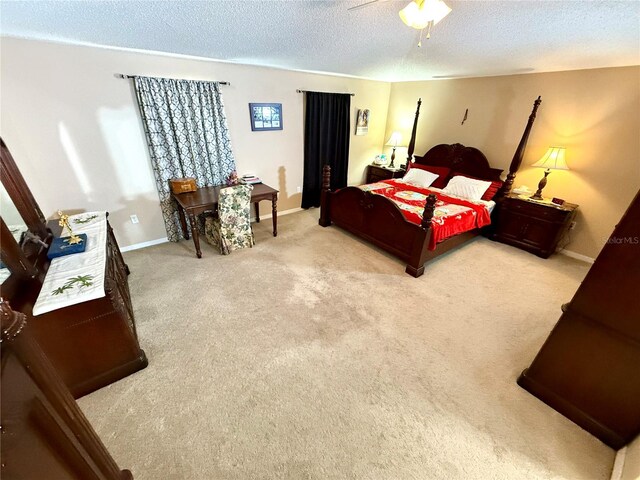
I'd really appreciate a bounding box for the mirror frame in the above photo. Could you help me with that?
[0,138,51,300]
[1,138,48,239]
[1,217,39,279]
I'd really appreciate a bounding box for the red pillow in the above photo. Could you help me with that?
[407,163,451,189]
[451,172,503,200]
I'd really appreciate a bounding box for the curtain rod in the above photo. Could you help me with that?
[296,89,355,97]
[116,74,230,86]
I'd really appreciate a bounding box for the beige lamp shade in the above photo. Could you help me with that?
[532,147,569,171]
[385,132,403,147]
[399,0,452,29]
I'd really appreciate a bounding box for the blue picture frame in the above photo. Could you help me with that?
[249,103,283,131]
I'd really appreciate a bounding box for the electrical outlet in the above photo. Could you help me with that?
[569,221,577,230]
[130,214,139,224]
[296,186,301,193]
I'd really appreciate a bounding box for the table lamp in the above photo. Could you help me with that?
[530,147,569,200]
[385,132,403,168]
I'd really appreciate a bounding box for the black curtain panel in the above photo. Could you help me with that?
[302,92,351,209]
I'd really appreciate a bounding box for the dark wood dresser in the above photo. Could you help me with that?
[1,301,134,479]
[31,218,147,398]
[365,165,406,184]
[492,194,578,257]
[1,139,147,400]
[518,190,640,449]
[1,139,141,477]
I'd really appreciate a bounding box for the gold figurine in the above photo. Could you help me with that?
[57,210,83,245]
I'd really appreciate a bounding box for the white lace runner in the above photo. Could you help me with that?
[33,211,108,316]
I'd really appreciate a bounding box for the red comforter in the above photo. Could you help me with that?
[359,179,492,250]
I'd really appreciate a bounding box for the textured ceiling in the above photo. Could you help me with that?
[1,0,639,81]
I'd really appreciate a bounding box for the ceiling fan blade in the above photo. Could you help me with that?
[347,0,380,11]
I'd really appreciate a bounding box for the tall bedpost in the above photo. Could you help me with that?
[319,164,332,227]
[502,96,542,196]
[406,98,422,164]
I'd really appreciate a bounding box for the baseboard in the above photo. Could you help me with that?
[120,207,304,252]
[611,447,627,480]
[559,249,595,264]
[120,237,169,252]
[251,206,303,222]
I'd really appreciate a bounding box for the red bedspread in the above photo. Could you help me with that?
[358,179,492,249]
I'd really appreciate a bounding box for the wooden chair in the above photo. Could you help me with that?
[204,184,255,254]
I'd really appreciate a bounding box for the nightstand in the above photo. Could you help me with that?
[366,165,406,184]
[492,194,578,258]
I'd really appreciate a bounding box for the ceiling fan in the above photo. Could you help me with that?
[348,0,452,45]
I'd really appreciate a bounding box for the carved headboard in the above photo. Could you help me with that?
[413,143,503,182]
[405,96,543,195]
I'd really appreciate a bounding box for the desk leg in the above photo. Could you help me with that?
[255,202,260,223]
[178,206,190,240]
[272,193,278,237]
[188,213,202,258]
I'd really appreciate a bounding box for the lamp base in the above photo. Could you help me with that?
[530,169,551,201]
[389,147,396,169]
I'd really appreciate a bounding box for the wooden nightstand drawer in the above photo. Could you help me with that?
[366,165,405,184]
[492,195,578,258]
[504,197,571,222]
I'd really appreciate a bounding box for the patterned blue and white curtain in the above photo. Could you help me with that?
[133,76,236,241]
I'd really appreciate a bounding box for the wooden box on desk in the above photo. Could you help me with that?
[170,177,197,194]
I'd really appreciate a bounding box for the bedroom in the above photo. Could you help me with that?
[1,1,639,479]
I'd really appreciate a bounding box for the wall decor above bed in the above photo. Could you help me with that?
[319,96,543,277]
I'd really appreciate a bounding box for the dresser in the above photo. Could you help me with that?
[29,215,147,398]
[2,139,147,399]
[1,139,140,477]
[492,194,578,257]
[365,164,406,184]
[1,300,134,479]
[518,190,640,449]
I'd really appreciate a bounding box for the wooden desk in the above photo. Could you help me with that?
[172,183,278,258]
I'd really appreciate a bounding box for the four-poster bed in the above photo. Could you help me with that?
[319,96,542,277]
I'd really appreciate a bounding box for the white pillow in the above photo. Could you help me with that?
[443,175,492,201]
[401,168,439,188]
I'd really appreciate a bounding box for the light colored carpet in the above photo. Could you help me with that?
[78,210,615,480]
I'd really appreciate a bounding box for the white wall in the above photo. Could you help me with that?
[0,37,390,247]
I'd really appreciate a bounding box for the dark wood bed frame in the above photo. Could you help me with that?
[319,96,542,277]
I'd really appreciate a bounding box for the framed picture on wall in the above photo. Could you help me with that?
[355,108,369,136]
[249,103,283,131]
